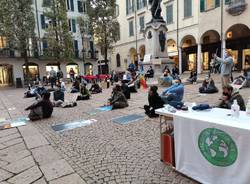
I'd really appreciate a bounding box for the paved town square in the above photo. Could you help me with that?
[0,73,249,184]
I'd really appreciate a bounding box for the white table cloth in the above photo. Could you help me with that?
[156,108,250,184]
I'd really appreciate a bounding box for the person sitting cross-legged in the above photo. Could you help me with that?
[76,83,90,101]
[199,75,218,94]
[187,70,197,84]
[161,78,184,107]
[108,84,128,110]
[145,66,154,80]
[70,79,80,93]
[218,84,246,111]
[25,92,53,121]
[89,81,102,94]
[144,86,164,118]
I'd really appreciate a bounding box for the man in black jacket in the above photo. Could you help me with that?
[218,85,246,111]
[25,92,53,121]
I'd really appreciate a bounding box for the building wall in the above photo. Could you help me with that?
[111,0,250,73]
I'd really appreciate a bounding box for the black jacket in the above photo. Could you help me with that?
[26,100,53,118]
[148,93,164,110]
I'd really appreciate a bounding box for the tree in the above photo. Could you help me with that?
[0,0,35,84]
[87,0,120,74]
[43,0,74,67]
[77,15,89,74]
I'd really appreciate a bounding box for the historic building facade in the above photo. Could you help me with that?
[111,0,250,74]
[0,0,98,86]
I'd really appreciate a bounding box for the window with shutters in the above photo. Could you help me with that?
[184,0,192,18]
[72,19,76,33]
[68,19,72,31]
[40,14,46,29]
[225,0,231,4]
[166,4,173,24]
[78,1,83,12]
[137,0,147,10]
[67,0,74,11]
[139,16,145,31]
[129,20,134,37]
[126,0,135,15]
[116,54,121,67]
[200,0,220,12]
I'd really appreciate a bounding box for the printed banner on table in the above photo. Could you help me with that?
[174,115,250,184]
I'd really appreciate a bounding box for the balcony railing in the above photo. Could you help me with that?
[226,0,248,16]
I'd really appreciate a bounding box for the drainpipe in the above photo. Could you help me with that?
[35,0,42,56]
[221,0,224,58]
[135,0,138,66]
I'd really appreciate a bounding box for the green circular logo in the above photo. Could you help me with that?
[198,128,238,167]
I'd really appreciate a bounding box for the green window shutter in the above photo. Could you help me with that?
[200,0,205,12]
[215,0,220,7]
[225,0,231,5]
[166,5,173,24]
[72,19,76,33]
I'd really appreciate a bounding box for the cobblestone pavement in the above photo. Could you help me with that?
[0,73,249,184]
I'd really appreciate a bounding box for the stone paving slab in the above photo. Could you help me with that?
[31,145,62,166]
[40,159,74,181]
[7,166,42,184]
[3,155,35,174]
[0,168,13,182]
[49,173,87,184]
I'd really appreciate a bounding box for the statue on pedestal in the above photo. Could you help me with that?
[149,0,163,21]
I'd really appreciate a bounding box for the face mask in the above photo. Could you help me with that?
[224,52,228,59]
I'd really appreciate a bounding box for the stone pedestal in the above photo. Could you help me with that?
[143,20,174,85]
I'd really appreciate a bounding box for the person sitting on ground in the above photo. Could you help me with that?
[144,86,164,118]
[218,84,246,111]
[161,78,184,106]
[25,92,53,121]
[145,66,154,80]
[108,84,128,110]
[159,69,173,87]
[70,79,80,93]
[89,81,102,94]
[77,83,90,101]
[121,80,131,99]
[172,64,179,79]
[24,84,47,98]
[187,70,197,84]
[199,75,218,94]
[54,85,65,102]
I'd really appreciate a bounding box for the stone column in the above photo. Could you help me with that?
[197,43,202,74]
[178,47,182,74]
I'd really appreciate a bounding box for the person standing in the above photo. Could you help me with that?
[69,68,75,82]
[214,50,234,87]
[49,67,57,89]
[57,68,63,82]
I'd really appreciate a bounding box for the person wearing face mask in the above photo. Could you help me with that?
[213,49,234,87]
[218,84,245,111]
[161,78,184,105]
[199,75,218,94]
